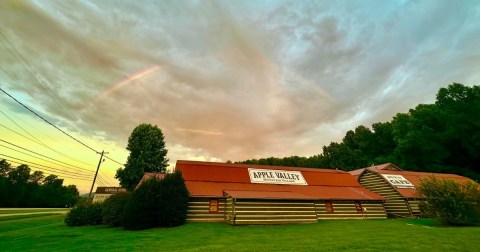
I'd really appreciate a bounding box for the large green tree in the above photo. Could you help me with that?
[236,83,480,180]
[116,123,169,191]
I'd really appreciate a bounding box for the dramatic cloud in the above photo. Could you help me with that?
[2,0,480,173]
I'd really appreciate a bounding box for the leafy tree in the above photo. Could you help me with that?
[417,177,480,226]
[29,171,45,184]
[8,164,31,184]
[116,123,169,191]
[0,159,12,177]
[0,160,79,207]
[43,174,64,188]
[236,83,480,180]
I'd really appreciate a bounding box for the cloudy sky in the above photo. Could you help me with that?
[1,0,479,192]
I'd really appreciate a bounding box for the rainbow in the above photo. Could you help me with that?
[92,65,161,104]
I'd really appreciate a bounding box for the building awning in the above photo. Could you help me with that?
[185,181,384,201]
[224,190,317,200]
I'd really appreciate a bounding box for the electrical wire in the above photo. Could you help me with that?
[0,154,94,179]
[0,87,100,153]
[4,158,93,181]
[0,143,94,176]
[1,32,126,170]
[104,155,124,166]
[0,30,85,134]
[99,170,117,185]
[0,138,96,174]
[1,87,126,169]
[0,122,93,167]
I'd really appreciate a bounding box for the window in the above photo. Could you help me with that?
[325,201,334,213]
[209,199,219,213]
[355,202,363,213]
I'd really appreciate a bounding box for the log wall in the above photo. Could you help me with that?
[315,201,387,219]
[229,199,317,225]
[186,197,225,222]
[407,199,421,217]
[358,170,412,217]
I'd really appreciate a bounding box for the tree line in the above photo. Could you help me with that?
[238,83,480,180]
[0,159,79,207]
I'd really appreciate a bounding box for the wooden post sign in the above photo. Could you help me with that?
[248,168,308,185]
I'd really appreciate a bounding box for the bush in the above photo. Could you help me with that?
[102,192,132,227]
[65,200,103,226]
[123,171,189,230]
[157,172,189,227]
[123,177,163,230]
[417,177,480,226]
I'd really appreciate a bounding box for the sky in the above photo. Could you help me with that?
[1,0,480,193]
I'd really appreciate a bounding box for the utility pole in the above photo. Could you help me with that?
[89,150,108,200]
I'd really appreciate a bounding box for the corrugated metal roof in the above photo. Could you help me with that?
[135,172,166,189]
[185,181,383,200]
[171,161,384,201]
[224,190,316,200]
[349,163,402,177]
[375,169,475,198]
[176,160,359,187]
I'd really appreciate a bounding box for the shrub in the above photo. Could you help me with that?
[417,176,480,226]
[157,171,189,227]
[65,200,103,226]
[123,177,163,230]
[102,192,132,227]
[123,171,189,230]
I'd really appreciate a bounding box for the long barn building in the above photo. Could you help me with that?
[350,163,476,217]
[170,160,387,225]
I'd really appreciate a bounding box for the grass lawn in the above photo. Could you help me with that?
[1,214,479,251]
[0,209,69,214]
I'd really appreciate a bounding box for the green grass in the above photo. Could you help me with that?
[0,215,479,251]
[0,209,69,214]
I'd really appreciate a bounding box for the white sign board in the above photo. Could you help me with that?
[381,174,415,189]
[248,168,308,185]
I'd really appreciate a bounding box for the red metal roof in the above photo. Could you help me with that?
[135,172,166,189]
[349,163,402,177]
[186,181,383,200]
[375,169,475,198]
[175,160,384,201]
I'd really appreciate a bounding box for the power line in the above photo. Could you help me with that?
[0,142,94,176]
[99,170,117,185]
[0,110,47,145]
[0,87,100,153]
[9,162,92,181]
[1,87,126,170]
[1,36,126,181]
[104,155,124,166]
[0,110,94,168]
[0,122,93,167]
[0,153,94,179]
[4,157,91,181]
[0,30,83,132]
[0,138,95,174]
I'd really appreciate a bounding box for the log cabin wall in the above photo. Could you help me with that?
[224,196,235,224]
[229,199,317,225]
[315,200,387,219]
[407,199,421,217]
[186,197,225,222]
[358,170,412,217]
